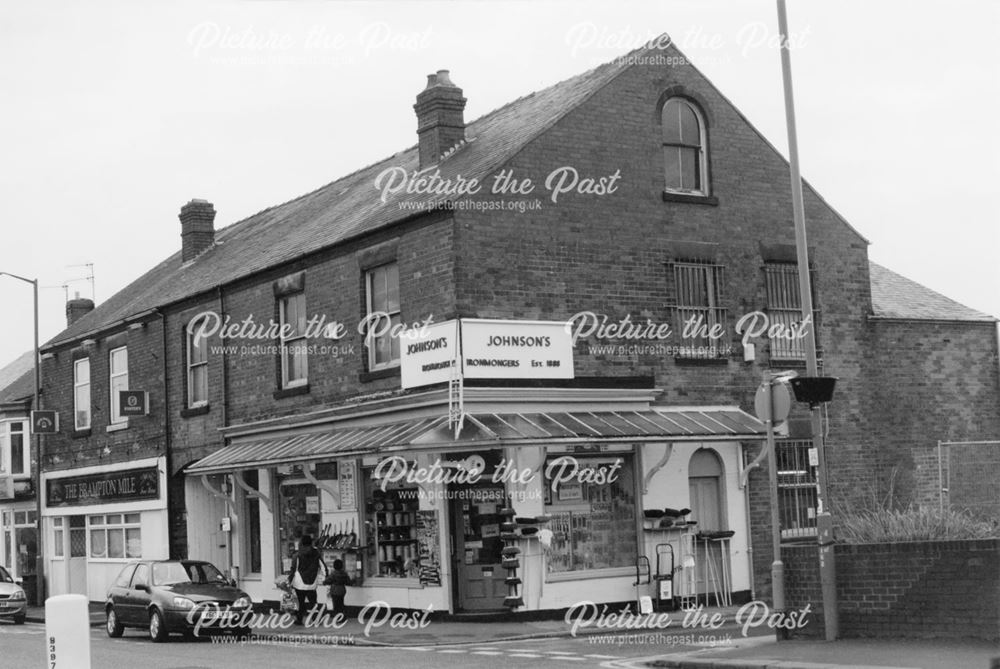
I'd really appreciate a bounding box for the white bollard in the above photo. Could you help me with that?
[45,594,92,669]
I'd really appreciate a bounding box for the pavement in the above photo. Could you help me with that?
[21,602,1000,669]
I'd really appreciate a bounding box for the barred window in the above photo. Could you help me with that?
[669,261,727,359]
[776,439,817,538]
[763,262,819,361]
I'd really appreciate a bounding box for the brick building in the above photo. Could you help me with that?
[0,354,37,601]
[36,41,999,612]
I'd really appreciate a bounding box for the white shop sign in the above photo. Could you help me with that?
[401,319,575,389]
[400,319,460,389]
[461,319,574,380]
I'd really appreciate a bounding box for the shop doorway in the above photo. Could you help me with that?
[67,515,88,596]
[447,451,506,611]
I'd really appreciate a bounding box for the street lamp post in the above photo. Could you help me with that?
[775,0,839,640]
[1,271,44,606]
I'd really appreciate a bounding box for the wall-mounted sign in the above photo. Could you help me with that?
[119,390,148,417]
[400,320,459,390]
[338,460,356,510]
[31,410,59,434]
[46,466,160,507]
[461,319,574,380]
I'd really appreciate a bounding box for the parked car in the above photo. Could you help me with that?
[105,560,253,641]
[0,565,27,624]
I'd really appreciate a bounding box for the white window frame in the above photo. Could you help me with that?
[0,420,29,478]
[365,263,401,371]
[88,513,142,561]
[109,347,129,425]
[662,97,708,195]
[74,358,91,430]
[187,320,209,407]
[279,292,308,388]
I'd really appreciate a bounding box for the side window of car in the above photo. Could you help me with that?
[131,564,149,589]
[113,565,136,588]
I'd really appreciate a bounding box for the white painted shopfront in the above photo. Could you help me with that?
[41,456,170,601]
[185,388,763,613]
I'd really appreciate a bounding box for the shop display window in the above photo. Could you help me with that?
[544,455,638,573]
[278,480,322,573]
[363,467,419,578]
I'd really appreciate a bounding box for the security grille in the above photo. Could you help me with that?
[777,439,817,538]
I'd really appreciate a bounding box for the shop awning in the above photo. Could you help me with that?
[184,407,764,475]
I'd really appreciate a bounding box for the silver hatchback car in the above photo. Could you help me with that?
[0,565,27,624]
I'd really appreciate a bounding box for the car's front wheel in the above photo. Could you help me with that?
[13,613,25,625]
[106,607,124,637]
[149,609,169,643]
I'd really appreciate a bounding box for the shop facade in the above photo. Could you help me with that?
[41,456,170,601]
[185,386,764,612]
[0,375,38,601]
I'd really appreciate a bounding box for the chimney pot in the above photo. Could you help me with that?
[179,198,216,262]
[414,69,466,168]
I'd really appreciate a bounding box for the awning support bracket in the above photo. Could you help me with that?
[301,466,340,509]
[642,443,674,495]
[232,470,273,514]
[201,474,238,521]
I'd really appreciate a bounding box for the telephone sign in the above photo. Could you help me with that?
[31,410,59,434]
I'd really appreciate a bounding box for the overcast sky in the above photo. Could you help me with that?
[1,0,997,366]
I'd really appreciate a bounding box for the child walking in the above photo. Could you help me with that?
[324,559,353,618]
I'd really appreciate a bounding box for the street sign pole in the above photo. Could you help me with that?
[764,380,785,614]
[776,0,838,640]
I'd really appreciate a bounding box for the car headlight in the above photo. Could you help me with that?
[232,596,251,609]
[10,589,26,601]
[172,597,196,609]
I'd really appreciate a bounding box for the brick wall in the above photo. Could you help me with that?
[783,539,1000,641]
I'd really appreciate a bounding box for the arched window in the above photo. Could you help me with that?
[662,98,708,195]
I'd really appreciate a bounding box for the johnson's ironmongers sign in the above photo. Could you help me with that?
[46,466,160,507]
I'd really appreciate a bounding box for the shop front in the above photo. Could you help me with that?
[41,456,170,601]
[185,388,765,614]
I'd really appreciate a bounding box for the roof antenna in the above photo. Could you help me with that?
[64,263,96,302]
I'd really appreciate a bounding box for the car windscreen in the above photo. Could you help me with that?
[151,562,193,586]
[186,563,229,584]
[0,566,11,583]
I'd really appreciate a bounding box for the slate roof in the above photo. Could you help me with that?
[0,368,33,405]
[0,351,33,391]
[43,56,629,350]
[869,262,995,322]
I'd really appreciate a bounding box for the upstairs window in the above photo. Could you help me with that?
[662,98,708,195]
[279,292,308,388]
[669,260,727,359]
[365,263,401,371]
[0,421,28,477]
[74,358,91,430]
[187,319,209,407]
[763,262,820,361]
[109,347,129,424]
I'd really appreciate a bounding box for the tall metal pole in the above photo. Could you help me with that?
[776,0,838,640]
[32,278,45,606]
[764,380,785,613]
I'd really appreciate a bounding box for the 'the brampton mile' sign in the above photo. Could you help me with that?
[46,466,160,507]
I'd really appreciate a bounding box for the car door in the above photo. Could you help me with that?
[107,564,136,623]
[122,563,151,624]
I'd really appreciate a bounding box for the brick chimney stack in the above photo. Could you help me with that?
[179,199,216,262]
[66,293,95,326]
[414,70,467,168]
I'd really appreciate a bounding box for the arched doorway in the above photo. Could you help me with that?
[688,448,726,531]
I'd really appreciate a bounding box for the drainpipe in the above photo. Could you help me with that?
[158,309,173,558]
[742,444,756,601]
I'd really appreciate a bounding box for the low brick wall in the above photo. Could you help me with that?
[783,539,999,641]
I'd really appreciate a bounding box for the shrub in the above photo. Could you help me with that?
[839,506,998,544]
